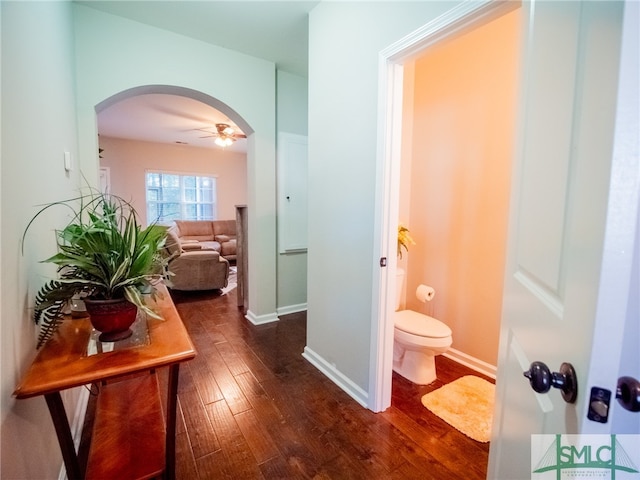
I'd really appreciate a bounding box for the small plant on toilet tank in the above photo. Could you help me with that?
[397,224,415,258]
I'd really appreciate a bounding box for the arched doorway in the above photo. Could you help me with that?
[93,84,264,319]
[95,85,254,137]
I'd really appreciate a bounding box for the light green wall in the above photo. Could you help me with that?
[73,4,278,321]
[1,2,83,478]
[276,70,308,312]
[277,71,308,136]
[306,1,457,394]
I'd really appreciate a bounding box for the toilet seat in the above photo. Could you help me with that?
[395,310,452,338]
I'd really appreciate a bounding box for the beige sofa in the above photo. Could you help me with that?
[164,225,230,291]
[173,220,237,261]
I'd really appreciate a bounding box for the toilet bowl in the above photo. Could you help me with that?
[393,269,453,385]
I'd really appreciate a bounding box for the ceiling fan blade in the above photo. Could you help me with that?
[152,105,212,123]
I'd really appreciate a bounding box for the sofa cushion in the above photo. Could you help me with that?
[165,227,183,256]
[175,220,214,241]
[214,234,230,243]
[212,220,236,237]
[199,241,221,251]
[167,250,229,291]
[220,238,237,257]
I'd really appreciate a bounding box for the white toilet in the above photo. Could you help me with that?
[393,269,453,385]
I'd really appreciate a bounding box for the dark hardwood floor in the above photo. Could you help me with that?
[167,284,492,479]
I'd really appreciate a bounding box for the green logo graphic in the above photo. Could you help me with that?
[532,435,639,479]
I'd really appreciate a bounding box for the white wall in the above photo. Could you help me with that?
[306,2,459,397]
[99,136,247,223]
[1,2,83,478]
[276,70,308,312]
[73,4,278,322]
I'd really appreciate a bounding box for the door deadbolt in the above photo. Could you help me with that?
[523,361,578,404]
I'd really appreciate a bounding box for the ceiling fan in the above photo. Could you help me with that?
[199,123,246,147]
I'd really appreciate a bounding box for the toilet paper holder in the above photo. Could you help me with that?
[416,284,435,303]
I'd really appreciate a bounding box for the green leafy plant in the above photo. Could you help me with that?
[23,192,169,348]
[397,224,415,259]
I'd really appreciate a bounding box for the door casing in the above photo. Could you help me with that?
[370,0,519,413]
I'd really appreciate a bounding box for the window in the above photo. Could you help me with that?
[146,171,217,222]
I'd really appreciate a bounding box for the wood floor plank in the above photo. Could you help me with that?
[234,372,284,425]
[234,409,280,464]
[205,398,266,479]
[185,342,225,405]
[178,388,221,459]
[175,395,186,435]
[205,341,253,414]
[381,403,487,480]
[175,431,198,480]
[237,373,335,477]
[202,323,228,345]
[259,454,307,480]
[318,407,403,477]
[193,449,230,480]
[215,340,251,377]
[235,345,274,383]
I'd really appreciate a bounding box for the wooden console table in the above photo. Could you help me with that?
[14,284,196,480]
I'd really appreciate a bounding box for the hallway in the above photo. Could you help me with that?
[168,286,490,479]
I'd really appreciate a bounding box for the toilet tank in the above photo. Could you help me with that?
[396,268,405,311]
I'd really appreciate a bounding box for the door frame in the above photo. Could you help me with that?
[369,0,519,412]
[579,0,639,435]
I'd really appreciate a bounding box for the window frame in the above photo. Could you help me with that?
[145,170,218,223]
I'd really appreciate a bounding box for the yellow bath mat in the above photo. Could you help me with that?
[421,375,495,443]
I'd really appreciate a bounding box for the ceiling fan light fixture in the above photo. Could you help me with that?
[215,136,234,147]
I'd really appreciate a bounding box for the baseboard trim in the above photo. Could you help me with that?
[302,346,368,408]
[276,303,307,316]
[245,310,279,325]
[58,386,90,480]
[443,348,497,379]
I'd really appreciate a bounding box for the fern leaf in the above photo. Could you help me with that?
[35,302,65,349]
[33,279,81,348]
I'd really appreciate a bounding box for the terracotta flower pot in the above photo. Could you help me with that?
[84,297,138,342]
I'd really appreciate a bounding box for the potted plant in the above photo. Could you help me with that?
[397,223,415,259]
[23,191,169,347]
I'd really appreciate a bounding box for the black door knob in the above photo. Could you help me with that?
[617,376,640,412]
[524,361,578,404]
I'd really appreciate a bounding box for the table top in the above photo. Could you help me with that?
[14,284,196,399]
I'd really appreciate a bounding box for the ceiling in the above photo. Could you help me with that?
[80,1,319,152]
[98,93,250,152]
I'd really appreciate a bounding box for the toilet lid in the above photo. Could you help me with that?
[395,310,452,338]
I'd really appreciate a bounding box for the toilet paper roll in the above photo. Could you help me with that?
[416,284,435,303]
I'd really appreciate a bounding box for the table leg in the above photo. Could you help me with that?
[45,392,83,480]
[165,364,180,480]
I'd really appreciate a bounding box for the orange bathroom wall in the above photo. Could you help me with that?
[403,8,521,366]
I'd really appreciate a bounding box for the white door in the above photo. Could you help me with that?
[99,166,110,194]
[487,2,637,479]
